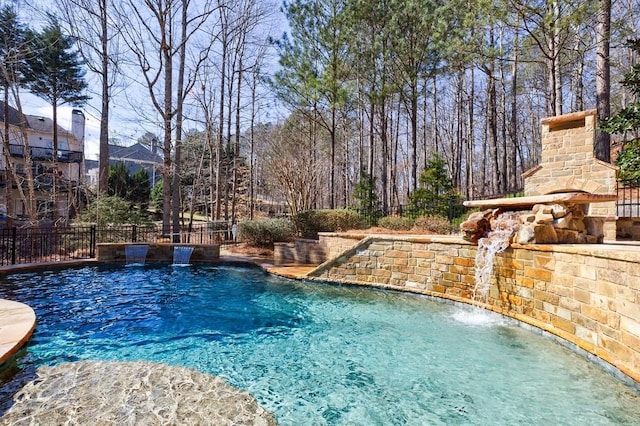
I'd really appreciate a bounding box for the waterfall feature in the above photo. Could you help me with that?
[173,246,194,265]
[125,245,148,265]
[472,212,521,306]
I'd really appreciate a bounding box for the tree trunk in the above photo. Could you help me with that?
[595,0,611,162]
[52,99,59,224]
[510,33,519,190]
[466,68,474,198]
[98,0,110,195]
[171,0,188,243]
[3,89,13,227]
[231,55,243,225]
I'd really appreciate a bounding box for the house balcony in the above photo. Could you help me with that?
[8,144,83,163]
[0,168,78,192]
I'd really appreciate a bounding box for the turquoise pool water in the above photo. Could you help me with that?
[1,264,639,424]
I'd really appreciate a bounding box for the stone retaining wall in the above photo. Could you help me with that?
[617,218,640,241]
[318,233,375,259]
[309,234,640,385]
[274,239,327,265]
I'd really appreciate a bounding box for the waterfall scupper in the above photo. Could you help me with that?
[173,246,194,265]
[125,245,149,265]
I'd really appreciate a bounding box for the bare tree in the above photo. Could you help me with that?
[56,0,123,195]
[117,0,214,237]
[595,0,611,162]
[264,114,324,217]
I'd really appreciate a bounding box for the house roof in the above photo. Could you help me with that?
[109,142,163,164]
[0,101,73,136]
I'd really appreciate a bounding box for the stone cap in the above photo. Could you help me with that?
[464,192,618,209]
[540,109,596,126]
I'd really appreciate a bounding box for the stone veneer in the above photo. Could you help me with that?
[96,243,219,263]
[274,239,327,265]
[309,233,640,386]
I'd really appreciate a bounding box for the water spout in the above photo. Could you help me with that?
[173,246,194,265]
[125,245,148,265]
[471,212,521,306]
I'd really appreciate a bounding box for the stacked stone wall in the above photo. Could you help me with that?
[318,233,363,259]
[274,239,327,265]
[309,234,640,384]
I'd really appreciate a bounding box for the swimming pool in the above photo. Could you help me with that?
[1,264,639,424]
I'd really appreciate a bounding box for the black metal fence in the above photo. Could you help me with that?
[357,197,469,228]
[0,222,232,266]
[616,182,640,218]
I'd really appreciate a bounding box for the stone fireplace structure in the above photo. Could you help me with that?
[464,110,618,243]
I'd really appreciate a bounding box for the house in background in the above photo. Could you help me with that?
[85,141,163,190]
[0,102,85,222]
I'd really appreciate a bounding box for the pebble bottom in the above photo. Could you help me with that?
[0,361,276,425]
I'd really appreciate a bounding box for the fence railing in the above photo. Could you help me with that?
[617,182,640,218]
[8,143,83,163]
[0,222,232,266]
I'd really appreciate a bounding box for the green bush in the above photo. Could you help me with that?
[378,216,415,231]
[295,209,364,239]
[413,215,452,235]
[237,218,296,247]
[76,195,152,226]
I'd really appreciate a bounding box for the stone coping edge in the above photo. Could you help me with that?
[0,299,36,366]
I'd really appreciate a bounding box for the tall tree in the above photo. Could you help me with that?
[23,16,89,223]
[117,0,213,237]
[511,0,596,116]
[595,0,611,162]
[272,0,351,209]
[56,0,123,195]
[0,5,25,227]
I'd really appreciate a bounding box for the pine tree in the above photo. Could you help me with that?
[407,155,457,218]
[352,170,382,226]
[0,5,27,227]
[23,16,88,223]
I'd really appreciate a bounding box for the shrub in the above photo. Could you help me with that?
[351,170,383,226]
[295,209,364,239]
[76,195,151,226]
[237,218,296,247]
[378,216,415,231]
[413,215,452,235]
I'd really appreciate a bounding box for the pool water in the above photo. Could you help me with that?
[1,264,639,425]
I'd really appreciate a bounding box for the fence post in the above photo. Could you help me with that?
[89,225,96,258]
[132,225,137,243]
[11,226,16,265]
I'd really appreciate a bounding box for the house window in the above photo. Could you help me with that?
[36,200,54,220]
[14,200,24,217]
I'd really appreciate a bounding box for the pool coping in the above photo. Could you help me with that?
[0,299,36,366]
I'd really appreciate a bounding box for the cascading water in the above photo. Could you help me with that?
[471,211,521,306]
[125,245,149,265]
[454,211,522,325]
[173,246,194,265]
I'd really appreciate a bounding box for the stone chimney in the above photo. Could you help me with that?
[522,109,618,239]
[71,109,85,147]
